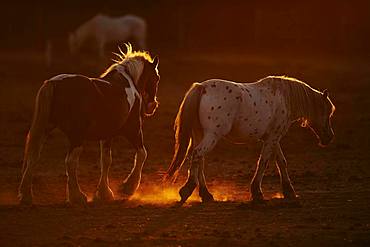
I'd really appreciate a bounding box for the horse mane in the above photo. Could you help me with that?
[100,43,153,83]
[265,76,335,125]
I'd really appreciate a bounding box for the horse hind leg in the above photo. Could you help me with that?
[18,82,54,205]
[18,131,48,205]
[179,133,219,204]
[65,146,87,205]
[94,140,115,202]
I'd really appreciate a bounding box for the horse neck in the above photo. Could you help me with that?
[287,81,321,122]
[112,60,144,92]
[122,59,144,86]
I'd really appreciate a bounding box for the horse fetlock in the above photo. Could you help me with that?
[18,192,33,205]
[119,177,141,197]
[282,182,297,199]
[94,185,115,202]
[67,183,88,205]
[199,187,214,203]
[67,190,88,205]
[250,184,264,201]
[18,183,33,205]
[179,180,197,203]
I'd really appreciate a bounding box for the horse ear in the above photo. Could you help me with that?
[152,56,159,67]
[322,89,329,99]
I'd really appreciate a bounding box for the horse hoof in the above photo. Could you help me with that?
[199,189,215,203]
[118,183,138,198]
[94,190,115,203]
[283,192,298,200]
[179,182,196,204]
[18,194,33,206]
[250,193,266,204]
[201,195,215,203]
[68,192,88,207]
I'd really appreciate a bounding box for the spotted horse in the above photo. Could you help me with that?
[19,44,160,205]
[165,76,335,204]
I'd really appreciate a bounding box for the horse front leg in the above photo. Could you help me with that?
[250,142,275,202]
[65,146,87,205]
[94,140,115,202]
[119,146,147,197]
[275,143,297,199]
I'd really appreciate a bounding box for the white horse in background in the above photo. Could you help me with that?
[68,14,147,58]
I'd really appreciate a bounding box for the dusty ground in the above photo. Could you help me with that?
[0,50,370,246]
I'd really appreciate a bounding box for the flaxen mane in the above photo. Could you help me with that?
[263,76,335,125]
[100,43,153,83]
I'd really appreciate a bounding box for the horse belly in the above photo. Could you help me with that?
[51,77,129,141]
[227,97,273,142]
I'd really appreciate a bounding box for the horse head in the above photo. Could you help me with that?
[138,57,159,116]
[307,90,335,146]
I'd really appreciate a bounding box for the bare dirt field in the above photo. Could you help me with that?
[0,50,369,246]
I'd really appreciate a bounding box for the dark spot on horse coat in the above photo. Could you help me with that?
[244,118,248,121]
[265,100,268,104]
[226,86,229,90]
[208,116,211,120]
[211,84,216,88]
[211,106,214,110]
[216,124,221,128]
[255,111,258,114]
[253,102,256,106]
[227,113,230,116]
[224,97,227,100]
[282,110,285,114]
[218,106,222,109]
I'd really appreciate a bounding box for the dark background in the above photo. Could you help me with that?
[1,0,369,58]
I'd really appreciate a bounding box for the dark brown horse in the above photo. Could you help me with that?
[19,45,160,205]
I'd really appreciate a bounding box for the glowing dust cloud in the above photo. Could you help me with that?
[271,192,284,199]
[128,182,243,205]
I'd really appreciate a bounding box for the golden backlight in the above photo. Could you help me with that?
[127,182,243,205]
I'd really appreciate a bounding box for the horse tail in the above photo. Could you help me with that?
[22,81,54,173]
[165,83,204,181]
